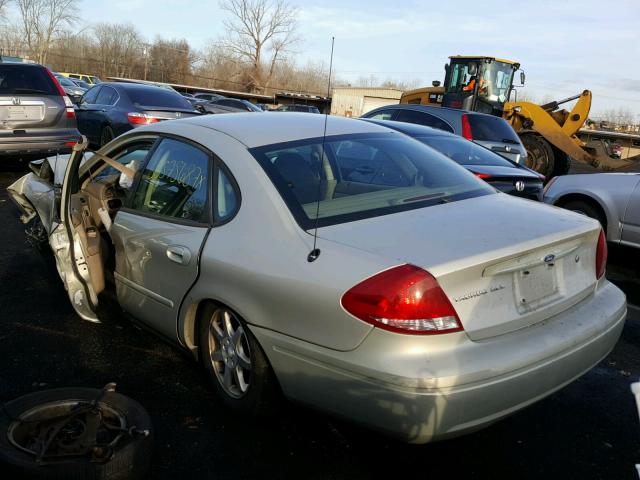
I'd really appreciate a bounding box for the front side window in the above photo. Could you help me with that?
[89,141,155,181]
[130,138,210,223]
[81,86,100,105]
[251,133,493,229]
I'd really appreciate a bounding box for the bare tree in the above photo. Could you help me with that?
[0,0,9,20]
[15,0,79,63]
[93,23,142,78]
[220,0,298,93]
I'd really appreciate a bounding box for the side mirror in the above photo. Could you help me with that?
[520,71,525,85]
[444,63,450,74]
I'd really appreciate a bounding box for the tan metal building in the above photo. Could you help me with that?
[330,87,402,118]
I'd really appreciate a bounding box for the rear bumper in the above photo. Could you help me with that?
[0,129,81,158]
[251,280,626,443]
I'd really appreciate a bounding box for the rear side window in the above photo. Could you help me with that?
[126,88,192,110]
[467,114,520,143]
[96,86,118,105]
[130,138,210,222]
[394,109,454,133]
[0,65,58,95]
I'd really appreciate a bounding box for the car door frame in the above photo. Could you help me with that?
[111,133,220,340]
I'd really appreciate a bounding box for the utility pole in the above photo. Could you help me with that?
[143,45,148,80]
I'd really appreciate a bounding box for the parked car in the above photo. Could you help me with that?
[193,92,225,102]
[361,103,527,164]
[8,113,625,444]
[70,78,92,90]
[200,97,263,114]
[362,119,545,200]
[54,74,87,104]
[75,82,198,148]
[59,72,101,85]
[275,104,320,113]
[544,173,640,249]
[0,62,80,160]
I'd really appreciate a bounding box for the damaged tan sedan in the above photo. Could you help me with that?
[7,114,628,443]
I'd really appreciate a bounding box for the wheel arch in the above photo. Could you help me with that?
[555,192,611,235]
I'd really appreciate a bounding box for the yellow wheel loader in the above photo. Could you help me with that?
[401,56,636,178]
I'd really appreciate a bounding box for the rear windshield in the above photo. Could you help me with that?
[417,135,517,167]
[0,65,58,96]
[125,88,193,110]
[56,76,77,87]
[467,114,520,143]
[251,133,494,229]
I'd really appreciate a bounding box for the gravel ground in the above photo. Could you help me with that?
[1,164,639,480]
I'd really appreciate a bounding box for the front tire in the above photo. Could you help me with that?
[521,134,555,179]
[198,303,278,415]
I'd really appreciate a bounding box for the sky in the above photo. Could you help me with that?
[76,0,640,119]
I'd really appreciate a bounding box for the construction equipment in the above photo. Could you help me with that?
[401,56,637,177]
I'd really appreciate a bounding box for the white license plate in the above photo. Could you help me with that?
[6,105,41,121]
[514,263,559,310]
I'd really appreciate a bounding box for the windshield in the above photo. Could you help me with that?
[417,135,518,167]
[56,76,77,87]
[251,133,494,229]
[479,61,515,104]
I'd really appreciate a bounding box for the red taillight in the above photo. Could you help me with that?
[128,112,161,125]
[45,68,66,97]
[64,141,77,147]
[461,113,473,140]
[474,172,492,180]
[341,264,463,335]
[596,229,607,280]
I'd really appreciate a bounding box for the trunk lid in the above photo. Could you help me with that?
[318,194,601,340]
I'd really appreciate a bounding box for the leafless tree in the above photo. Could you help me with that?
[15,0,79,63]
[220,0,299,93]
[0,0,9,20]
[93,23,142,78]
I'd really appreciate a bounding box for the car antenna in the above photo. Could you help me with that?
[308,36,335,263]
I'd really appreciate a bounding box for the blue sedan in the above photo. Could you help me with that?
[75,82,199,148]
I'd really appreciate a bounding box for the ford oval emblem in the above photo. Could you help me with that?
[544,254,556,264]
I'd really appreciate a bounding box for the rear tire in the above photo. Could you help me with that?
[198,303,279,416]
[561,199,606,228]
[100,126,115,148]
[521,134,555,179]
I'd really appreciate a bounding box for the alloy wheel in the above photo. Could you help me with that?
[207,308,252,398]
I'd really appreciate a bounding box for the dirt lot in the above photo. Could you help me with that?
[1,165,639,480]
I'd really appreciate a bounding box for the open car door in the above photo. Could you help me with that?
[53,138,101,322]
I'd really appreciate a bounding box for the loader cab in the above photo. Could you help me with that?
[442,56,519,116]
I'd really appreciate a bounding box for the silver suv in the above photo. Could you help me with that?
[0,62,80,160]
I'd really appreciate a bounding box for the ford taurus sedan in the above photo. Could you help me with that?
[8,113,626,443]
